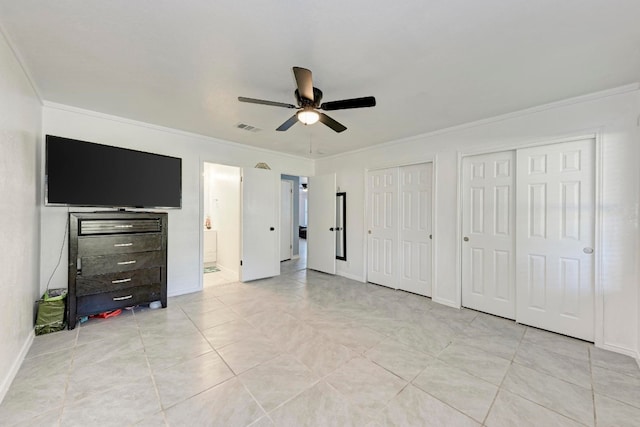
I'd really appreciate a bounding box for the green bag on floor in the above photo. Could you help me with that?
[35,289,67,335]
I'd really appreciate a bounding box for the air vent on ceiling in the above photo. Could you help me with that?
[235,123,261,132]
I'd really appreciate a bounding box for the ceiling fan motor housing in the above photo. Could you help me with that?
[295,88,323,107]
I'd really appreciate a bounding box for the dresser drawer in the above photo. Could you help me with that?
[80,251,164,276]
[79,218,162,235]
[76,284,162,316]
[78,234,162,256]
[76,268,161,296]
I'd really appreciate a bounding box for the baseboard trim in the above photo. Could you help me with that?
[598,342,638,359]
[432,297,460,309]
[168,285,201,298]
[0,330,34,404]
[337,271,365,282]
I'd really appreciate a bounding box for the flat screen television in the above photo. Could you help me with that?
[45,135,182,209]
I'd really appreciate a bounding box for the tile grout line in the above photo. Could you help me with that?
[132,309,169,425]
[12,272,640,426]
[490,325,595,427]
[252,377,323,424]
[179,304,239,378]
[56,327,80,426]
[589,348,640,410]
[396,320,486,426]
[179,290,311,422]
[408,370,484,425]
[480,323,528,426]
[138,305,238,420]
[588,346,598,427]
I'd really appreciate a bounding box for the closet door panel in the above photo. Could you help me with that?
[367,168,398,288]
[515,139,595,341]
[461,151,516,319]
[398,163,433,296]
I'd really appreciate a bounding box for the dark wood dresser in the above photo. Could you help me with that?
[67,211,168,329]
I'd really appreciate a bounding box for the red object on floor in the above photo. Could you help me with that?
[90,309,122,319]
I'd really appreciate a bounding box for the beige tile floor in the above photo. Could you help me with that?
[2,254,639,426]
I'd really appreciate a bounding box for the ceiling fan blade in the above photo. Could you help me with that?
[318,113,347,133]
[238,96,296,109]
[293,67,314,101]
[276,114,299,131]
[320,96,376,111]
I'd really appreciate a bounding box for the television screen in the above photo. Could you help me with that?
[46,135,182,208]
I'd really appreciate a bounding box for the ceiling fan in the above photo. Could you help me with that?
[238,66,376,133]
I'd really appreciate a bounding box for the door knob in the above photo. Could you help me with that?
[583,247,594,254]
[429,234,432,239]
[329,227,335,231]
[269,227,275,231]
[463,236,469,242]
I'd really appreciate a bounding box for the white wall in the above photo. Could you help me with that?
[204,162,240,275]
[41,103,314,297]
[316,86,640,357]
[637,93,640,365]
[0,32,42,400]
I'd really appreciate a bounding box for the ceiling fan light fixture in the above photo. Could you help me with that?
[297,109,320,125]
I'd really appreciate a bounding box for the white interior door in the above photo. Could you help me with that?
[280,180,293,261]
[461,151,516,319]
[515,139,595,341]
[367,168,397,288]
[307,174,336,274]
[398,163,433,296]
[241,168,280,282]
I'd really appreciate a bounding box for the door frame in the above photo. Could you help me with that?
[198,158,242,293]
[363,158,437,293]
[280,179,294,261]
[455,133,604,346]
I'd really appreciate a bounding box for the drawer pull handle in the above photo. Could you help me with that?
[115,225,134,228]
[114,243,133,247]
[117,260,137,265]
[111,278,132,284]
[113,295,133,301]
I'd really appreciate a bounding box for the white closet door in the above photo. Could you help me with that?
[461,151,516,319]
[367,168,397,288]
[240,168,280,282]
[398,163,433,296]
[307,174,336,274]
[516,139,595,341]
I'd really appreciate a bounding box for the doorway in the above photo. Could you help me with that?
[460,138,596,341]
[202,162,241,287]
[280,174,308,274]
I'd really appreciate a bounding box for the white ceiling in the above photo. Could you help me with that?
[1,1,639,158]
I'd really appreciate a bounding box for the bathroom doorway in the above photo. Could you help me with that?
[203,162,241,287]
